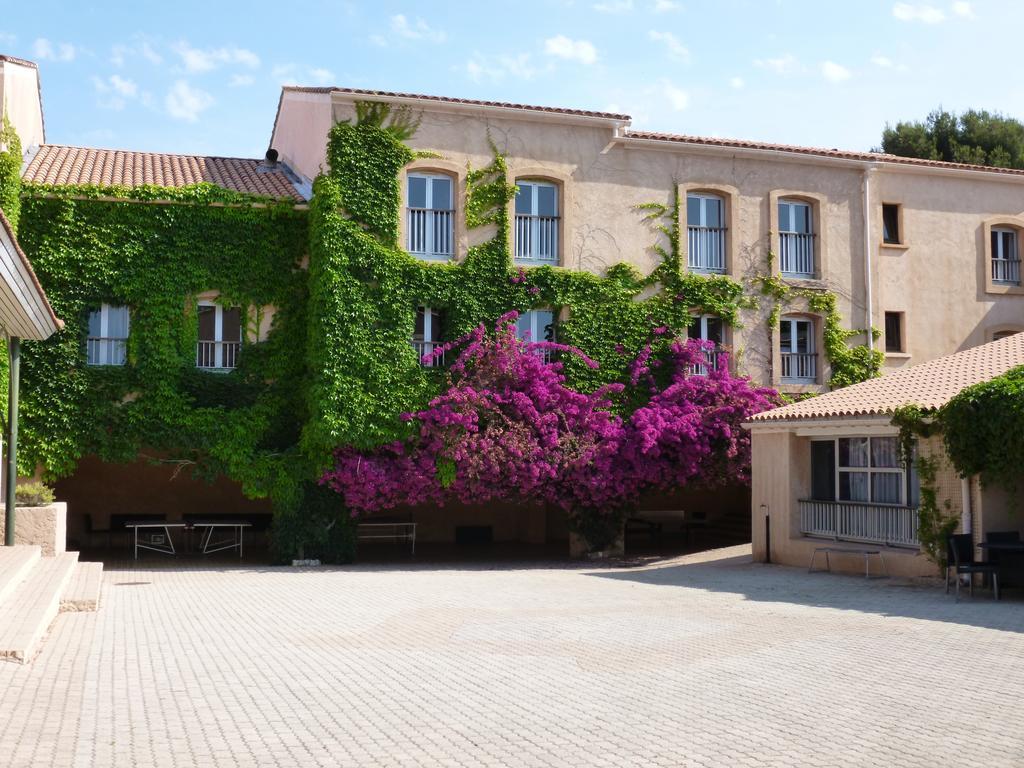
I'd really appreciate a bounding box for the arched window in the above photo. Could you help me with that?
[407,173,454,260]
[780,315,816,383]
[778,198,815,276]
[991,227,1020,286]
[514,181,559,264]
[686,193,726,273]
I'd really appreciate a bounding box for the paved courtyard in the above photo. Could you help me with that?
[1,545,1023,768]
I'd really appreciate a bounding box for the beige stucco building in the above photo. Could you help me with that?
[748,334,1024,578]
[272,86,1024,398]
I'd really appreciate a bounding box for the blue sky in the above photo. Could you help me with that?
[0,1,1017,158]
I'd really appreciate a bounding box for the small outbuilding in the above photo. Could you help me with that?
[747,333,1024,577]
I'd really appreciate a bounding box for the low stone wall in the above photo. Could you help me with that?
[0,502,67,556]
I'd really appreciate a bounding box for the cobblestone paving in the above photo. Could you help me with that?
[1,545,1023,767]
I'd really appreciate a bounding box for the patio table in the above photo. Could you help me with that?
[190,521,251,557]
[978,541,1024,588]
[125,522,187,560]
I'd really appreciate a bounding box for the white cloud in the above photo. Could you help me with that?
[309,68,334,85]
[653,0,680,11]
[272,64,299,85]
[228,73,255,87]
[111,40,162,67]
[464,52,541,83]
[648,30,689,61]
[369,34,387,47]
[594,0,633,12]
[165,80,214,122]
[33,38,76,62]
[892,3,946,23]
[821,60,851,83]
[870,53,894,68]
[172,41,260,73]
[92,74,138,110]
[660,79,688,111]
[729,76,744,89]
[754,53,799,75]
[952,1,975,18]
[390,14,446,43]
[544,35,598,65]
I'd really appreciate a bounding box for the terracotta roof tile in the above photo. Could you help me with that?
[625,130,1024,177]
[283,85,631,121]
[0,54,38,68]
[752,333,1024,422]
[22,145,304,201]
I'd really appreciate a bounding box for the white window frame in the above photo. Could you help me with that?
[406,173,454,260]
[686,193,726,273]
[991,227,1020,285]
[86,303,129,366]
[412,306,444,367]
[780,316,816,383]
[517,309,556,362]
[778,199,815,276]
[514,181,560,265]
[196,301,242,371]
[813,436,908,506]
[687,314,724,375]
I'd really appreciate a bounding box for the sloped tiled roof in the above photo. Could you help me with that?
[283,85,632,121]
[752,333,1024,422]
[625,130,1024,177]
[22,145,303,201]
[0,206,62,334]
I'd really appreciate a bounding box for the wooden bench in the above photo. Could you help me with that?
[809,546,888,578]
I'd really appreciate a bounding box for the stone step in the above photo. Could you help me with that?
[0,552,78,663]
[0,545,41,607]
[60,561,103,612]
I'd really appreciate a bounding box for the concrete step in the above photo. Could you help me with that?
[0,552,78,663]
[60,561,103,612]
[0,545,41,606]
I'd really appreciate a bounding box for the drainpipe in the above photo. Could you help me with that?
[4,337,19,546]
[862,167,876,352]
[960,477,972,534]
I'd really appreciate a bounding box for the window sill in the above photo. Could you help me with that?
[411,253,454,261]
[781,276,827,290]
[514,259,560,268]
[879,242,909,251]
[985,282,1024,296]
[884,351,911,359]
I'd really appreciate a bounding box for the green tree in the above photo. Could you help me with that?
[880,108,1024,169]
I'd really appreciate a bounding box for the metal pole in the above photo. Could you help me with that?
[4,337,20,546]
[761,503,771,564]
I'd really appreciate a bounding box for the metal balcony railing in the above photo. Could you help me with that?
[514,214,559,264]
[86,337,127,366]
[407,208,454,259]
[779,232,815,276]
[411,340,445,367]
[992,257,1021,285]
[781,352,816,382]
[196,340,240,371]
[799,499,920,548]
[687,226,726,272]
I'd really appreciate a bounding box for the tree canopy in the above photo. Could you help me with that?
[880,108,1024,169]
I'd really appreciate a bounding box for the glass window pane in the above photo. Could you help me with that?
[222,307,242,342]
[871,472,902,504]
[413,306,425,340]
[1006,231,1018,260]
[704,198,722,228]
[811,441,836,501]
[87,309,102,338]
[882,205,900,244]
[687,317,701,340]
[780,320,792,351]
[430,309,444,342]
[536,185,557,217]
[107,306,129,339]
[515,183,533,215]
[408,176,427,209]
[516,312,532,340]
[687,195,702,226]
[795,320,810,353]
[793,203,810,233]
[197,305,216,342]
[430,177,452,210]
[839,437,869,468]
[537,310,555,342]
[778,202,791,232]
[839,471,870,502]
[706,317,724,345]
[871,437,900,468]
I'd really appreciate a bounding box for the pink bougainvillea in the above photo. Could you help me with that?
[321,313,779,542]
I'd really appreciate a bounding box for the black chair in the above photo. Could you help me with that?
[83,514,111,549]
[946,534,999,602]
[986,531,1023,587]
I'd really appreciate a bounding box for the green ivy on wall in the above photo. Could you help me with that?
[0,116,22,232]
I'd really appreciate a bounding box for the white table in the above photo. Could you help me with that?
[357,522,416,554]
[192,521,251,557]
[125,522,186,560]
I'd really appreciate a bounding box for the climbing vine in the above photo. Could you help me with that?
[0,116,22,231]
